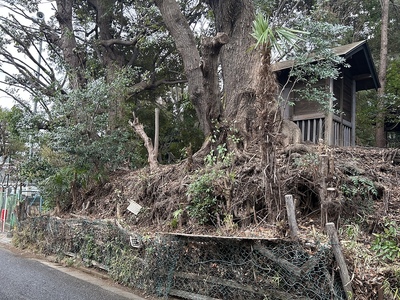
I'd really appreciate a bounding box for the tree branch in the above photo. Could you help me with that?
[97,37,139,47]
[131,79,187,93]
[128,111,159,171]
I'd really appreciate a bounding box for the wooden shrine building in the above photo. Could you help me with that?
[274,40,380,146]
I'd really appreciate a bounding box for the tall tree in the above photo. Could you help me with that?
[0,0,199,210]
[155,0,272,156]
[375,0,389,147]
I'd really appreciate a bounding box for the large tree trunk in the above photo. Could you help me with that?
[206,0,260,149]
[157,0,266,152]
[375,0,389,148]
[55,0,87,89]
[155,0,224,138]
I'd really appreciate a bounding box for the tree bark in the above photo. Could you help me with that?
[206,0,259,149]
[55,0,87,89]
[155,0,218,137]
[375,0,389,148]
[156,0,262,149]
[129,112,159,171]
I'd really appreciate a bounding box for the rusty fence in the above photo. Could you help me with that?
[14,216,346,300]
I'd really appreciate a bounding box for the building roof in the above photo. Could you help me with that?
[273,40,380,91]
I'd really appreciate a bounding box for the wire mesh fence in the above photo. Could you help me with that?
[0,190,42,231]
[14,216,346,300]
[0,191,20,231]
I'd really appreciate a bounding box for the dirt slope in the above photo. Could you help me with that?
[73,145,400,299]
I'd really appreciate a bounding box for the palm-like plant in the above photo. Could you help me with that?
[251,13,307,64]
[250,13,307,164]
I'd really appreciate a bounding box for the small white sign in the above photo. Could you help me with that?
[127,201,142,215]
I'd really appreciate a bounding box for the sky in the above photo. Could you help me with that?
[0,1,54,110]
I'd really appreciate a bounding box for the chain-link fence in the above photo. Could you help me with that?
[153,234,346,300]
[15,216,346,300]
[0,190,42,231]
[0,191,20,230]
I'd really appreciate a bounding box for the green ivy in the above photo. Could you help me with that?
[341,176,377,199]
[186,169,223,225]
[371,221,400,262]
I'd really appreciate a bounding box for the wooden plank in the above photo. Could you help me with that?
[172,273,309,300]
[169,289,220,300]
[174,272,265,294]
[253,244,302,277]
[160,232,281,241]
[326,223,354,300]
[292,112,325,121]
[293,99,322,116]
[313,119,317,143]
[332,115,352,127]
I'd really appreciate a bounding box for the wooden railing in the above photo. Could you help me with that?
[294,118,325,143]
[333,119,352,146]
[294,117,352,146]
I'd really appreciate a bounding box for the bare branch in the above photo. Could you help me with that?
[131,79,187,94]
[129,111,159,171]
[97,37,140,47]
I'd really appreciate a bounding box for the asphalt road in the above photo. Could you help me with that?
[0,244,146,300]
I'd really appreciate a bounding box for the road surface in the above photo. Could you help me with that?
[0,244,146,300]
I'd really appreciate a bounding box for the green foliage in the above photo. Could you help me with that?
[356,90,378,146]
[186,134,236,225]
[371,220,400,262]
[170,208,183,229]
[204,143,234,167]
[186,169,223,225]
[356,58,400,147]
[294,153,319,169]
[39,166,80,210]
[251,13,307,56]
[341,176,377,199]
[33,70,146,209]
[340,176,377,217]
[0,107,26,158]
[387,58,400,96]
[204,124,237,167]
[135,89,204,163]
[18,154,56,184]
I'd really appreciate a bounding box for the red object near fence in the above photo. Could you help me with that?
[1,209,7,222]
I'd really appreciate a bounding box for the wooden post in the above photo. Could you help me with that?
[326,222,353,300]
[383,190,389,216]
[154,107,160,160]
[325,78,334,146]
[285,195,298,240]
[319,155,328,228]
[325,187,337,225]
[351,80,356,146]
[319,155,329,177]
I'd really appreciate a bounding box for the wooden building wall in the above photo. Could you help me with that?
[281,71,356,146]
